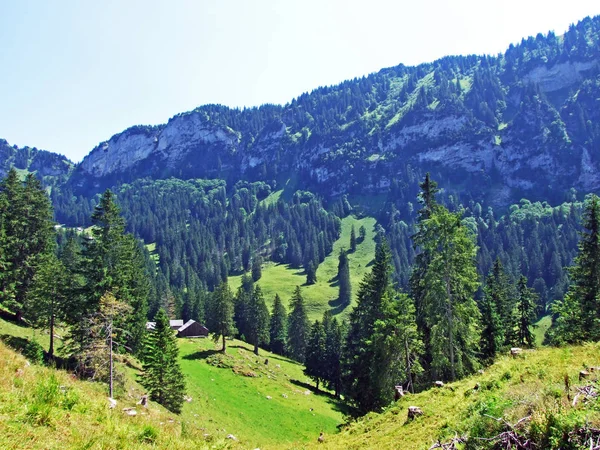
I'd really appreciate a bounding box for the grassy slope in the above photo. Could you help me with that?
[177,337,347,448]
[229,215,377,321]
[0,316,346,449]
[307,343,600,450]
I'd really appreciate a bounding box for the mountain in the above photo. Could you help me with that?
[0,139,73,185]
[58,15,600,206]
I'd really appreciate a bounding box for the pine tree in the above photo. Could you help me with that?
[350,224,357,252]
[551,194,600,343]
[234,274,253,340]
[140,308,186,413]
[410,173,440,375]
[479,259,511,360]
[323,313,344,397]
[516,276,538,347]
[24,252,69,359]
[417,205,481,381]
[208,282,236,352]
[251,256,262,282]
[342,238,404,412]
[269,294,287,355]
[287,286,309,362]
[304,320,327,390]
[358,225,366,243]
[338,249,352,306]
[247,285,270,355]
[0,170,55,321]
[306,261,317,285]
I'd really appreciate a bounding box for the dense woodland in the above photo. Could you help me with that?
[3,166,600,416]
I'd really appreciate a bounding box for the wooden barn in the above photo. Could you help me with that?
[177,320,209,338]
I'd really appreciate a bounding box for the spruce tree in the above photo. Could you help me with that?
[269,294,287,355]
[306,261,317,285]
[338,249,352,306]
[25,252,69,359]
[410,173,440,375]
[350,224,357,252]
[480,259,511,360]
[551,194,600,343]
[516,276,538,347]
[247,285,270,355]
[140,309,186,413]
[251,256,262,282]
[358,225,366,243]
[304,320,327,390]
[323,314,344,397]
[343,241,392,411]
[417,205,480,381]
[208,282,236,352]
[287,286,309,362]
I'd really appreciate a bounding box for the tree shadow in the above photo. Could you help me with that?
[229,344,301,365]
[366,259,375,267]
[289,378,356,415]
[328,297,349,316]
[182,349,220,361]
[0,334,30,354]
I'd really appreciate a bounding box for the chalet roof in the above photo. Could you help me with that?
[145,319,185,330]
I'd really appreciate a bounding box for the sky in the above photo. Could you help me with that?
[1,0,599,162]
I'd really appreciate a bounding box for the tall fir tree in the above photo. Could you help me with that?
[269,294,287,355]
[287,286,309,362]
[338,249,352,306]
[24,252,69,359]
[140,308,186,413]
[479,259,511,360]
[410,173,440,375]
[350,224,357,252]
[208,282,236,352]
[417,205,481,381]
[343,239,420,412]
[304,320,327,390]
[516,276,538,347]
[323,312,344,397]
[247,285,270,355]
[551,194,600,343]
[0,170,55,321]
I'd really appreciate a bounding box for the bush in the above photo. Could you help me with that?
[23,340,44,364]
[138,425,159,444]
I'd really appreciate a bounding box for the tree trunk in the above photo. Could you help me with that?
[405,336,414,394]
[444,272,455,382]
[49,313,55,359]
[316,378,319,392]
[254,342,259,356]
[109,321,113,398]
[221,334,226,353]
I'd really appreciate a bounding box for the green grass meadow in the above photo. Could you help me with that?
[229,215,377,321]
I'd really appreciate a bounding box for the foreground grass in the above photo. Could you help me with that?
[0,315,347,449]
[309,343,600,449]
[0,339,234,450]
[177,337,348,448]
[229,215,377,320]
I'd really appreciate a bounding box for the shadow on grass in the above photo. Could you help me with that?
[289,378,356,416]
[229,344,301,365]
[182,349,220,361]
[0,334,29,353]
[328,297,349,316]
[0,334,74,369]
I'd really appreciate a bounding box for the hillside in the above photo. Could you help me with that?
[229,215,377,320]
[308,343,600,449]
[0,316,347,449]
[54,15,600,209]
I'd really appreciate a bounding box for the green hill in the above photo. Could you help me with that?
[0,316,347,449]
[306,343,600,450]
[229,215,377,320]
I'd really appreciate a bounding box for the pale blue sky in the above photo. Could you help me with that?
[1,0,599,162]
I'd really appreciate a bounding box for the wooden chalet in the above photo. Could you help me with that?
[177,320,209,338]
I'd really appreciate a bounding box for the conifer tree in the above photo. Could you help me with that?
[208,282,236,352]
[323,313,344,397]
[480,259,511,360]
[140,308,186,413]
[247,285,270,355]
[350,224,357,252]
[516,276,538,347]
[25,252,69,359]
[550,194,600,343]
[234,274,253,340]
[269,294,287,355]
[342,238,404,412]
[306,261,317,285]
[287,286,309,362]
[358,225,366,243]
[338,249,352,306]
[251,256,262,282]
[304,320,327,390]
[417,205,480,381]
[410,173,440,374]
